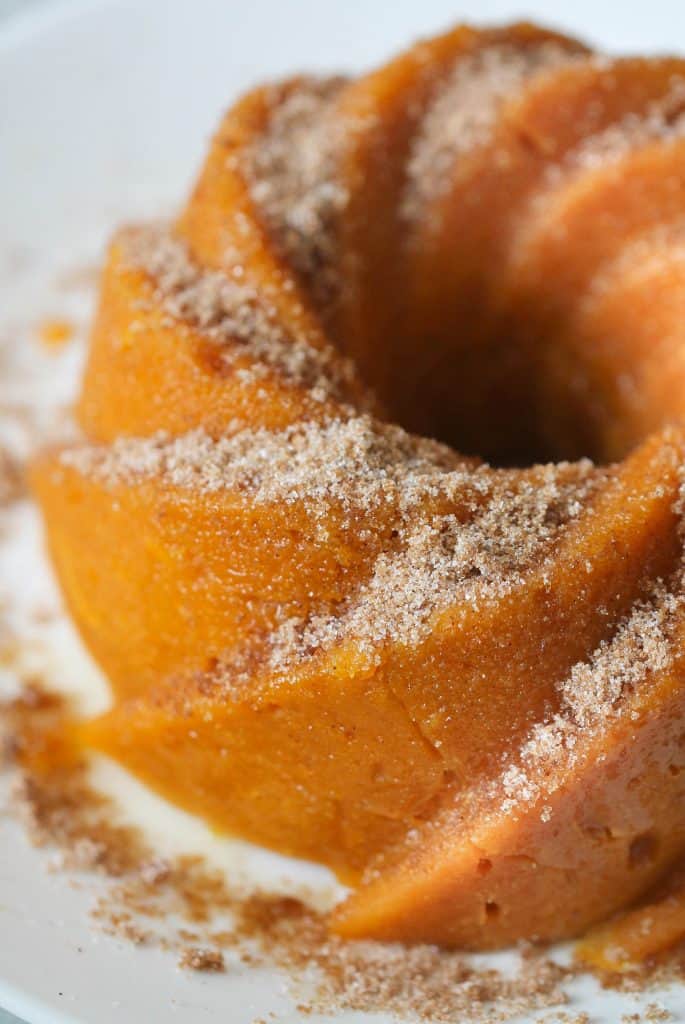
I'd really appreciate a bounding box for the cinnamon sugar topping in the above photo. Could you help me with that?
[59,415,469,505]
[404,41,584,219]
[562,81,685,174]
[245,78,349,312]
[265,458,602,671]
[58,417,603,669]
[121,224,360,403]
[496,576,685,818]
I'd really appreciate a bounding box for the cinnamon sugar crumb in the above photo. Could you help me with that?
[37,317,74,350]
[177,947,225,972]
[0,445,23,506]
[622,1007,673,1023]
[4,645,685,1019]
[645,1005,674,1022]
[0,684,581,1022]
[543,1014,590,1024]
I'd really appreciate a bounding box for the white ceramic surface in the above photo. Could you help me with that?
[4,1,685,1021]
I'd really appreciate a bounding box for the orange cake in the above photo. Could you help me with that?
[31,20,685,951]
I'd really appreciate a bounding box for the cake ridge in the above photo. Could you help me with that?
[262,460,606,672]
[566,93,685,172]
[245,76,350,313]
[402,40,588,220]
[57,415,603,518]
[497,570,685,821]
[511,89,685,267]
[120,223,361,404]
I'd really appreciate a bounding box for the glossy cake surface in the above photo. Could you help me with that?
[32,21,685,951]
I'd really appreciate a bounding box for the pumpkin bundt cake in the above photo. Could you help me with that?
[32,21,685,952]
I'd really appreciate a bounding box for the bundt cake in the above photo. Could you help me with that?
[32,21,685,951]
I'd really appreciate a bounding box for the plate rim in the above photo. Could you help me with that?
[0,976,82,1024]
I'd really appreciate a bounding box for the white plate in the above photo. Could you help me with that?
[4,1,685,1021]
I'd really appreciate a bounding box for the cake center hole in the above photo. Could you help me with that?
[351,320,615,468]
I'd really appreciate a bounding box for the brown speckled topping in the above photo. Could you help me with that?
[496,575,685,819]
[121,224,361,404]
[177,946,225,972]
[265,457,603,672]
[560,81,685,175]
[403,42,585,220]
[59,415,469,506]
[245,78,349,312]
[59,417,604,672]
